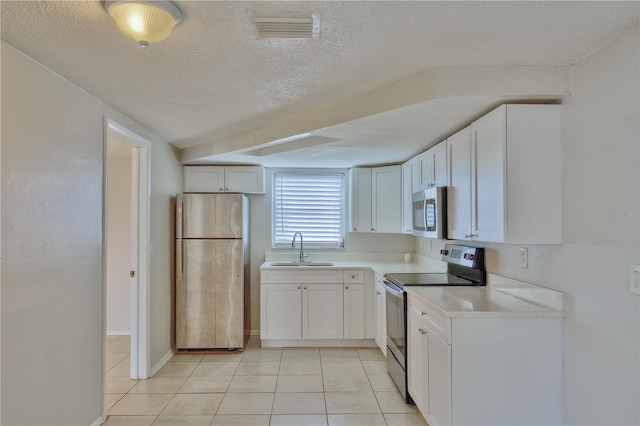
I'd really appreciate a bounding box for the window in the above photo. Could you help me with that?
[273,173,345,249]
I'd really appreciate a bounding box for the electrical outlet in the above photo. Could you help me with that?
[631,265,640,295]
[520,248,528,269]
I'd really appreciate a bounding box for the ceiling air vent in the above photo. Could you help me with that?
[254,14,320,39]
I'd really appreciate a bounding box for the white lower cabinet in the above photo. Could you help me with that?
[260,269,370,342]
[374,276,387,353]
[427,332,451,426]
[407,311,429,413]
[343,282,364,339]
[260,283,343,339]
[407,292,562,426]
[261,284,303,339]
[303,284,344,339]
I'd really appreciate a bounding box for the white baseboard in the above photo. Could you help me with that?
[91,415,104,426]
[106,331,132,336]
[150,349,174,377]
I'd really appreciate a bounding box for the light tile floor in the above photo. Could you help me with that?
[105,336,427,426]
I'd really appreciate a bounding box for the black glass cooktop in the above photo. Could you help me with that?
[385,273,474,288]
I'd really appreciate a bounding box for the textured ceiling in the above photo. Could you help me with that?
[2,1,639,166]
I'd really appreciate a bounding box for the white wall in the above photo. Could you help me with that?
[248,167,414,332]
[417,27,640,425]
[106,139,132,334]
[0,41,181,425]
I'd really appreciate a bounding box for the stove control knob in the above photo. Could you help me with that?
[464,253,475,260]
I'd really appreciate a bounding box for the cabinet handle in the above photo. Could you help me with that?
[219,187,223,191]
[464,233,477,239]
[421,311,427,316]
[420,329,427,335]
[354,227,357,231]
[225,187,229,191]
[297,286,301,290]
[351,275,356,279]
[345,286,349,290]
[376,291,381,295]
[303,286,307,290]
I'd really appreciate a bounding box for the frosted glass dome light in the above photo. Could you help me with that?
[105,1,182,48]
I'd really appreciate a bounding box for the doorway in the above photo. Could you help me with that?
[103,117,151,389]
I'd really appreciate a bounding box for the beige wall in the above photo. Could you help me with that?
[0,41,181,425]
[417,27,640,425]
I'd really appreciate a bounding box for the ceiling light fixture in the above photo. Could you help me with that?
[105,0,182,48]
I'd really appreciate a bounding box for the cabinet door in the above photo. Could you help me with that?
[428,333,452,426]
[303,284,344,339]
[372,165,401,233]
[408,313,429,417]
[446,127,472,240]
[260,284,302,339]
[432,141,448,187]
[183,166,225,193]
[224,166,265,194]
[349,168,372,232]
[418,150,434,189]
[471,107,506,243]
[401,161,414,234]
[411,159,422,193]
[344,283,365,339]
[374,279,387,354]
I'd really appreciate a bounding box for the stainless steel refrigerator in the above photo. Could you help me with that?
[175,193,249,350]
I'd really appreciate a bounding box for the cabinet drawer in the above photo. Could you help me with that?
[343,270,365,283]
[261,269,343,284]
[408,295,451,344]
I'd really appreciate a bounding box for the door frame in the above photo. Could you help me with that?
[102,118,152,391]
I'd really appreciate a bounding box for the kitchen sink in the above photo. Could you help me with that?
[269,261,334,267]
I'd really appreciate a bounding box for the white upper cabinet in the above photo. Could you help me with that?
[417,141,448,190]
[349,165,402,233]
[183,166,265,194]
[446,127,473,241]
[401,160,415,234]
[349,168,373,233]
[447,104,562,244]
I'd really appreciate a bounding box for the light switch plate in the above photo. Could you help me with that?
[631,265,640,295]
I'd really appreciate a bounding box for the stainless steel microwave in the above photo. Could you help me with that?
[412,187,447,239]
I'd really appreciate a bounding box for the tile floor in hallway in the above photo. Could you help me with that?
[105,335,427,426]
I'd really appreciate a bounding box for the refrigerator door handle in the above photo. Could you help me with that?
[176,194,184,239]
[176,239,184,282]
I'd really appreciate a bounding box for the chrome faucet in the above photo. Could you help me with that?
[291,232,305,263]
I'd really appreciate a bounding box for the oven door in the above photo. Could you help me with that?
[383,280,406,367]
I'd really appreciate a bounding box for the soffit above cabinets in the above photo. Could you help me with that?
[2,1,638,167]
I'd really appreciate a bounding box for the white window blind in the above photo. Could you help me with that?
[273,173,345,249]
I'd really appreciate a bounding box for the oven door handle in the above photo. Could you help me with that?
[383,281,404,297]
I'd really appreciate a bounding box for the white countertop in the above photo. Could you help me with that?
[405,285,564,318]
[259,260,442,276]
[260,257,565,318]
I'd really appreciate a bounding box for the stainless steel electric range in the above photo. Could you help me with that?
[383,244,486,403]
